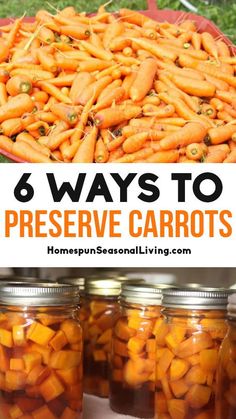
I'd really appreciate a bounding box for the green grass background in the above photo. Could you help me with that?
[0,0,235,43]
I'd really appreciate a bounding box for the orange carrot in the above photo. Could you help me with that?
[0,82,8,105]
[224,149,236,163]
[123,132,149,153]
[142,104,175,118]
[0,94,34,123]
[206,124,236,145]
[170,74,215,97]
[186,143,208,160]
[73,126,98,163]
[204,148,228,163]
[114,147,153,163]
[144,149,179,162]
[60,25,90,40]
[0,118,23,137]
[94,105,141,129]
[37,82,72,104]
[0,69,9,83]
[93,87,125,111]
[95,137,109,162]
[79,40,113,61]
[130,38,177,61]
[47,129,75,151]
[0,135,14,153]
[160,122,207,150]
[129,58,157,102]
[12,140,52,163]
[78,76,112,106]
[50,103,79,126]
[6,75,32,96]
[69,72,94,105]
[201,32,218,60]
[36,49,57,73]
[107,135,125,152]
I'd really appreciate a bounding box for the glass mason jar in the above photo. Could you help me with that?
[155,288,231,419]
[216,293,236,419]
[57,276,85,296]
[0,282,83,419]
[110,282,170,418]
[82,278,121,398]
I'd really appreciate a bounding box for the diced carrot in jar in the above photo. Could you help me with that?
[56,367,80,385]
[30,344,52,365]
[93,349,107,362]
[124,359,151,387]
[23,352,42,373]
[60,320,82,344]
[39,373,64,402]
[177,332,213,358]
[157,349,175,380]
[9,404,23,419]
[155,391,168,413]
[161,376,173,400]
[49,350,81,369]
[27,322,56,346]
[13,325,26,347]
[90,301,107,316]
[185,365,207,385]
[113,338,129,357]
[146,338,156,353]
[170,358,189,381]
[128,336,146,354]
[185,384,212,409]
[112,368,123,382]
[170,379,189,398]
[26,365,51,386]
[0,327,13,348]
[49,330,68,351]
[199,349,218,372]
[114,319,136,341]
[31,405,56,419]
[167,399,188,419]
[10,358,25,371]
[60,406,77,419]
[5,370,27,390]
[0,344,10,372]
[96,328,112,344]
[155,319,169,346]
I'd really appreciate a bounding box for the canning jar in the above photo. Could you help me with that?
[0,282,83,419]
[216,293,236,419]
[57,276,85,295]
[82,278,121,397]
[155,288,231,419]
[110,282,170,418]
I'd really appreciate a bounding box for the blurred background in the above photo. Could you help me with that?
[0,267,236,288]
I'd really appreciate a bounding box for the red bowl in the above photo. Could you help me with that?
[0,0,235,162]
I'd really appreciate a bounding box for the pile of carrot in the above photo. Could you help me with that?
[0,5,235,163]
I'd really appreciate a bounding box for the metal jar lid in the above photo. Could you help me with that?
[121,282,172,306]
[0,275,49,283]
[57,276,85,291]
[0,282,80,306]
[85,279,121,297]
[162,287,233,310]
[227,293,236,318]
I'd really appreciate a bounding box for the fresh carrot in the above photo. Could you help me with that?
[78,75,112,106]
[144,149,179,163]
[50,103,79,126]
[114,147,153,163]
[123,132,149,153]
[142,104,176,118]
[103,21,124,49]
[206,124,236,145]
[0,69,9,83]
[95,137,109,162]
[204,148,229,163]
[0,82,8,105]
[0,118,23,137]
[94,105,141,129]
[224,149,236,162]
[47,128,75,151]
[129,58,157,102]
[92,87,125,111]
[170,73,215,97]
[60,25,90,40]
[0,135,14,153]
[72,126,98,163]
[79,40,113,61]
[130,38,177,61]
[37,81,72,104]
[160,122,207,150]
[191,32,201,50]
[186,143,207,160]
[0,93,34,123]
[6,75,32,96]
[12,140,52,162]
[201,32,218,60]
[69,72,94,105]
[36,49,57,73]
